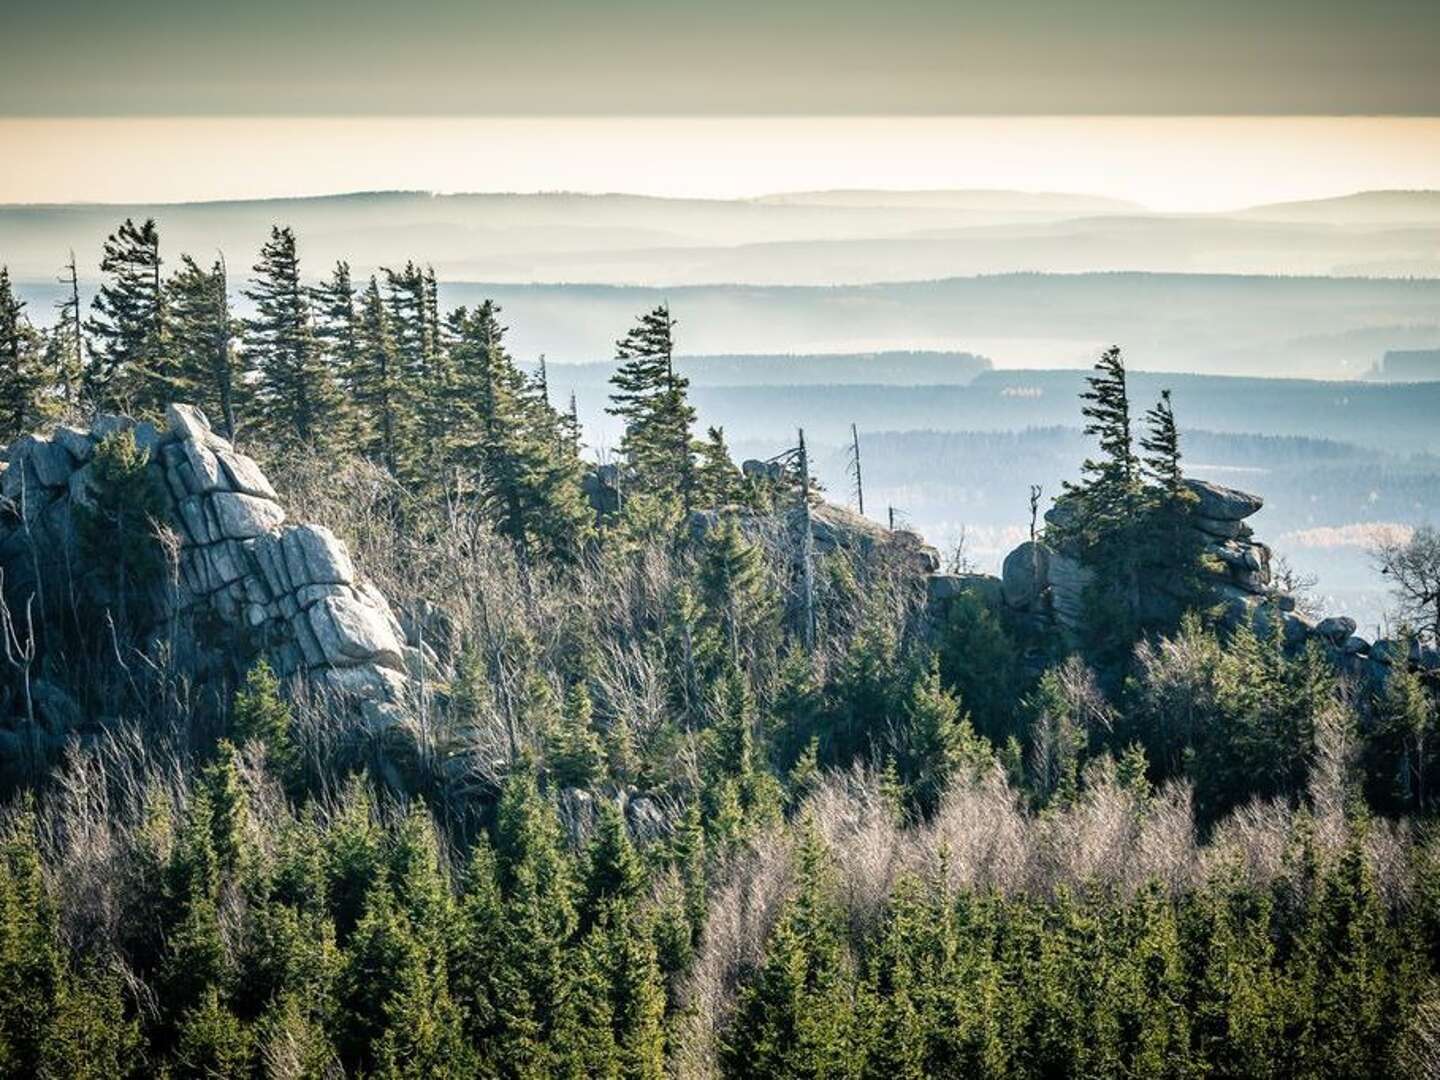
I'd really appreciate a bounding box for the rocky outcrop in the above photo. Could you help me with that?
[0,403,412,733]
[686,498,941,576]
[985,476,1439,682]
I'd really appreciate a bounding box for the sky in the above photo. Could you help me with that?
[5,116,1440,210]
[1,1,1437,207]
[4,0,1440,116]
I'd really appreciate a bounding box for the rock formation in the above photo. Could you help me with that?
[982,476,1438,681]
[0,404,412,736]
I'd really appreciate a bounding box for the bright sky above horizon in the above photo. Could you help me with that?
[2,2,1437,208]
[3,116,1439,210]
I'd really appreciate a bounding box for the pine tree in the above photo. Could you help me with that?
[383,262,452,483]
[354,276,407,474]
[232,659,298,790]
[84,217,172,412]
[697,425,741,506]
[243,226,341,447]
[548,682,606,790]
[697,514,771,674]
[311,260,364,442]
[451,301,593,569]
[1140,389,1184,500]
[168,254,242,439]
[581,803,644,931]
[73,429,168,629]
[0,267,49,443]
[607,305,698,510]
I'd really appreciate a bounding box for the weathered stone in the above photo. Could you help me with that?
[165,403,212,443]
[625,795,669,842]
[281,524,354,587]
[179,438,228,494]
[1315,615,1357,644]
[211,492,285,539]
[246,603,269,628]
[133,421,162,456]
[1192,515,1246,539]
[1342,636,1370,655]
[322,663,407,701]
[1002,541,1050,609]
[11,436,75,488]
[52,426,94,462]
[245,534,292,597]
[215,447,277,499]
[205,541,245,587]
[296,583,351,607]
[294,614,326,667]
[67,462,99,510]
[1048,551,1093,629]
[177,496,213,546]
[1183,479,1264,521]
[308,593,405,669]
[241,574,270,606]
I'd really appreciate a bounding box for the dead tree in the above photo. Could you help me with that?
[848,422,865,516]
[797,427,815,651]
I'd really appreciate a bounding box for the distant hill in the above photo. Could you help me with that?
[752,189,1142,214]
[554,350,992,389]
[5,188,1440,286]
[1240,190,1440,225]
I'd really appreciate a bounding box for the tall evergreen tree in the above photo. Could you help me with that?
[354,276,406,474]
[0,268,49,443]
[84,217,172,412]
[311,260,364,439]
[243,227,340,447]
[169,255,242,439]
[607,305,698,510]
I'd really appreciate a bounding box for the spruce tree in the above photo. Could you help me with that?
[697,425,741,506]
[607,305,698,510]
[354,276,407,474]
[84,217,172,412]
[243,226,341,447]
[0,268,49,443]
[311,260,364,440]
[168,254,242,439]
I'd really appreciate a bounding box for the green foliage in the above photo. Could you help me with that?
[0,267,51,442]
[608,304,698,510]
[232,658,299,789]
[84,217,173,413]
[74,428,168,626]
[243,225,343,448]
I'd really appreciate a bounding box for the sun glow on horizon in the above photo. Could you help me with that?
[4,115,1439,211]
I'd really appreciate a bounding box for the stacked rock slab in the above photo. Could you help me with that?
[0,403,410,728]
[989,477,1439,682]
[994,478,1275,635]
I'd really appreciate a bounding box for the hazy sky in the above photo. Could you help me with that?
[4,0,1440,116]
[4,117,1440,209]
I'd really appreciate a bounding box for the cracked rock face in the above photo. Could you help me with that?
[0,402,411,728]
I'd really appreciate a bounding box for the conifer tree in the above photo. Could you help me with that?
[168,254,242,439]
[697,425,741,506]
[85,217,172,412]
[451,301,593,568]
[354,276,407,474]
[232,659,299,790]
[311,260,364,439]
[243,226,341,447]
[0,268,49,443]
[1140,388,1184,500]
[607,305,698,510]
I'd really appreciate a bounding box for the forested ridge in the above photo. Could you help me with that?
[0,219,1438,1078]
